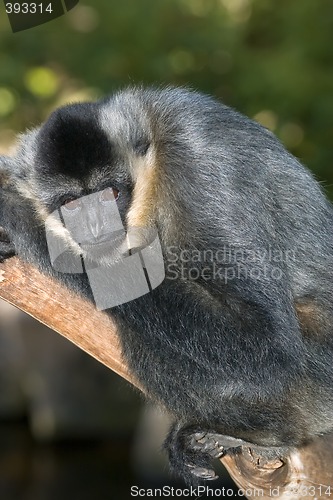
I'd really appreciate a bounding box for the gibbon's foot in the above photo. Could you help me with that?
[189,431,245,457]
[186,463,218,480]
[187,432,248,479]
[165,425,248,483]
[247,445,286,469]
[0,228,15,262]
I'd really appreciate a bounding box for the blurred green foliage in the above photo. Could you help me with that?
[0,0,332,194]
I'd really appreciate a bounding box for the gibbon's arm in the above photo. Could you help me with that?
[0,256,333,496]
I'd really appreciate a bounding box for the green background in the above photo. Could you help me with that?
[0,0,332,194]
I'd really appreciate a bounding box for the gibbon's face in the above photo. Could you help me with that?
[32,101,159,262]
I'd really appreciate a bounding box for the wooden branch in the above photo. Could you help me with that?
[0,257,138,388]
[1,257,333,496]
[222,437,333,498]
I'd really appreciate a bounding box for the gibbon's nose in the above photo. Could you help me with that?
[90,219,101,239]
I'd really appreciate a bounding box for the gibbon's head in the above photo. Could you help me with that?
[37,98,157,219]
[21,91,166,263]
[14,86,216,261]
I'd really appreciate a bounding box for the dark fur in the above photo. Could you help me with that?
[36,102,113,178]
[1,87,333,483]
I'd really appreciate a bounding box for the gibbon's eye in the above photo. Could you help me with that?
[134,141,150,156]
[63,198,81,211]
[100,187,119,202]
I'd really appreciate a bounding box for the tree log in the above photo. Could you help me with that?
[0,257,332,497]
